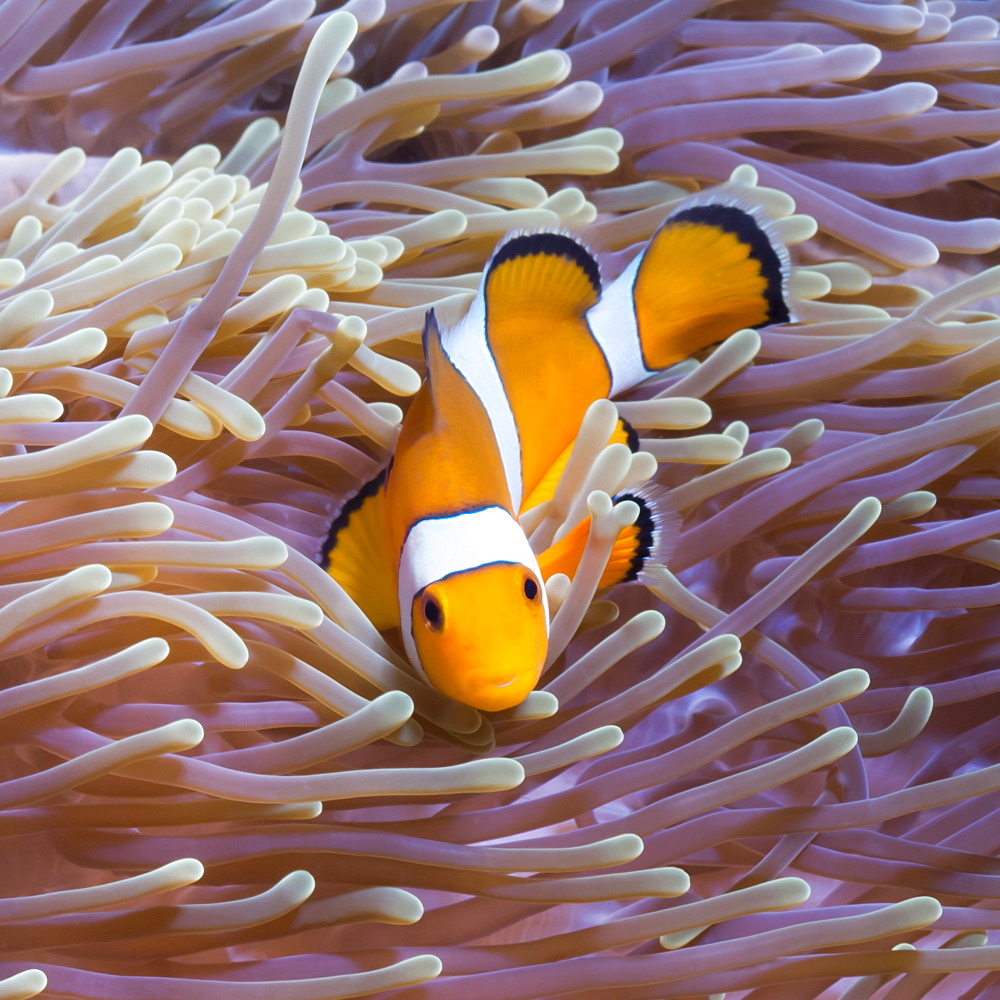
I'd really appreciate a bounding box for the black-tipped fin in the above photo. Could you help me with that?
[485,231,601,318]
[321,468,399,630]
[632,199,791,370]
[611,484,680,584]
[536,483,680,588]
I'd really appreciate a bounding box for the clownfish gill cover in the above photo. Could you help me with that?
[322,198,791,711]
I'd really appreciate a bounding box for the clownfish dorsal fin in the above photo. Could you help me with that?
[628,200,791,371]
[392,307,512,513]
[482,232,613,503]
[520,416,638,517]
[485,231,602,318]
[421,309,464,421]
[321,467,400,631]
[420,307,445,412]
[536,485,680,589]
[421,307,475,432]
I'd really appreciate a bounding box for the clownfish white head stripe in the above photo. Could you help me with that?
[398,507,548,711]
[397,507,548,620]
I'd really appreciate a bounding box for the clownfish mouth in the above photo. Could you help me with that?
[475,670,520,689]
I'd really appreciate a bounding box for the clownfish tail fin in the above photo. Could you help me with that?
[610,484,681,586]
[670,200,791,325]
[321,466,400,630]
[629,198,792,371]
[485,230,602,318]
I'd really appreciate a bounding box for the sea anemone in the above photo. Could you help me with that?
[2,2,1000,999]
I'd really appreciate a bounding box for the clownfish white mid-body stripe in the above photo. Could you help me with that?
[442,301,524,510]
[323,194,794,713]
[397,506,549,678]
[585,254,650,397]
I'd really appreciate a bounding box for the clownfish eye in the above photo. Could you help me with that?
[523,576,539,602]
[422,594,443,630]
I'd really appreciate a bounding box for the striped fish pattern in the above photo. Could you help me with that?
[322,199,791,711]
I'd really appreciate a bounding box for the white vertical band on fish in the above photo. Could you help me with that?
[586,254,649,396]
[398,506,550,674]
[442,299,524,509]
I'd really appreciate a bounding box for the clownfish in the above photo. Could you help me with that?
[322,199,790,712]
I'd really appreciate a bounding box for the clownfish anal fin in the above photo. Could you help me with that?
[536,485,680,589]
[322,467,400,631]
[486,231,601,318]
[632,201,791,371]
[520,416,638,516]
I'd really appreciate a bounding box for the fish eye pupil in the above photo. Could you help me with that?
[523,577,538,601]
[423,595,443,629]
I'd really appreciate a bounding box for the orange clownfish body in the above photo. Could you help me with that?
[322,199,791,711]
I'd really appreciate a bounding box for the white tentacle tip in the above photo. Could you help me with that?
[0,970,47,1000]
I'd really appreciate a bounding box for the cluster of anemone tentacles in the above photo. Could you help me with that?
[3,1,1000,999]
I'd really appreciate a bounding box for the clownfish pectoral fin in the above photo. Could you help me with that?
[520,415,639,517]
[537,486,680,589]
[321,468,400,631]
[596,200,791,378]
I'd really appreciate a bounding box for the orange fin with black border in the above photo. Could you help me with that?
[486,231,602,319]
[633,201,790,370]
[321,468,400,630]
[520,416,638,516]
[537,485,679,588]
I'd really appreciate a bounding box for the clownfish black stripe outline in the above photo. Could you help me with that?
[320,464,388,570]
[668,203,790,326]
[487,230,603,299]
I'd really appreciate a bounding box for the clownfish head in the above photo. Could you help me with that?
[409,562,548,712]
[398,508,550,711]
